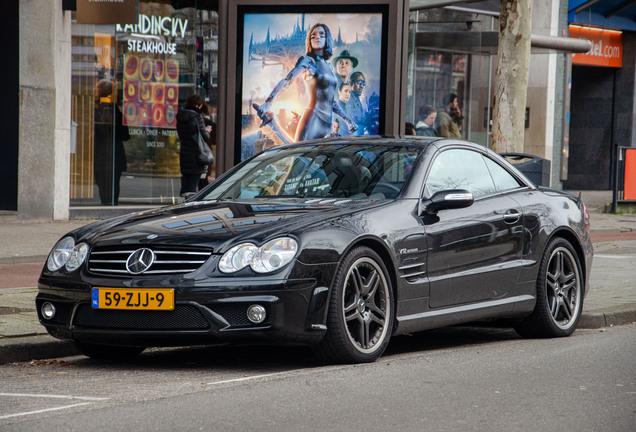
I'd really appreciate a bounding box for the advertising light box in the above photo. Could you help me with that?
[236,6,389,161]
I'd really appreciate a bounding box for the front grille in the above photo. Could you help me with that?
[73,304,210,330]
[88,246,213,275]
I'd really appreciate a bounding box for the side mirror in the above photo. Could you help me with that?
[421,189,474,214]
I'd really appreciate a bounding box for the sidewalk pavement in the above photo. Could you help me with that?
[1,191,635,364]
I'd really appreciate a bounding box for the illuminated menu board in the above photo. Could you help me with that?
[123,55,179,128]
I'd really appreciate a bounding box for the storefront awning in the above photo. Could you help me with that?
[569,0,636,32]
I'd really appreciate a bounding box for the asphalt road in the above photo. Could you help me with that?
[1,324,634,431]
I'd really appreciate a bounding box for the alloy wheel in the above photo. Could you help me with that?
[342,257,390,353]
[545,246,581,330]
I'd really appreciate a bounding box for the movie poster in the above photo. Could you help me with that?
[240,12,384,160]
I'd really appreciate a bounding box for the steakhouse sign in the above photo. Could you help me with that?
[570,25,622,68]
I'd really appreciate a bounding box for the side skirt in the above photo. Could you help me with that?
[394,295,535,335]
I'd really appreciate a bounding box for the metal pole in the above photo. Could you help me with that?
[611,70,618,213]
[561,53,571,182]
[612,145,619,213]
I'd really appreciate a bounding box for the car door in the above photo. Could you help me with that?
[423,148,524,308]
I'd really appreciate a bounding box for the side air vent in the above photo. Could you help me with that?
[399,260,427,283]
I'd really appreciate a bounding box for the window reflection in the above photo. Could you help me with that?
[202,144,419,201]
[426,149,496,198]
[70,2,219,207]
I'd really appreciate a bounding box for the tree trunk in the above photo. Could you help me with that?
[491,0,533,153]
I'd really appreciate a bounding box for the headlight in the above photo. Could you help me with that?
[251,238,298,273]
[219,237,298,274]
[46,237,89,272]
[219,243,258,273]
[46,236,75,271]
[65,242,89,271]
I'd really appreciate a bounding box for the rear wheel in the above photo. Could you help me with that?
[313,246,393,364]
[74,342,145,360]
[515,237,583,338]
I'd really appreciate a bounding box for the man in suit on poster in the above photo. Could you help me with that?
[332,49,358,87]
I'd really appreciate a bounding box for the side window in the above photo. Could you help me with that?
[484,157,523,191]
[425,149,496,198]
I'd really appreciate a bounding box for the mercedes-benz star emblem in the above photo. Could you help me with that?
[126,248,155,274]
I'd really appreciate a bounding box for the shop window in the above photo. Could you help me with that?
[407,9,496,146]
[70,2,218,206]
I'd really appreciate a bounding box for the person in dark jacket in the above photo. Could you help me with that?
[415,104,437,137]
[176,94,210,195]
[94,80,130,205]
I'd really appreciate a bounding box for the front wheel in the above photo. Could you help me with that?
[515,237,584,338]
[313,246,393,364]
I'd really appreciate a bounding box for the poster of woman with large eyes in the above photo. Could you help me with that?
[240,11,384,160]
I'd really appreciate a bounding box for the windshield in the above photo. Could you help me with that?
[201,144,419,201]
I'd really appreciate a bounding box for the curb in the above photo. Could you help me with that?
[0,335,79,365]
[1,306,635,365]
[0,256,48,265]
[578,304,636,329]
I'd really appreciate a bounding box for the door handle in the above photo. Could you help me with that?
[503,210,520,224]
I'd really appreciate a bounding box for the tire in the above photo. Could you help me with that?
[515,237,584,338]
[313,246,394,364]
[74,342,145,360]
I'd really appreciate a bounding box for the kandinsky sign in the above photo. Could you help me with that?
[570,25,622,68]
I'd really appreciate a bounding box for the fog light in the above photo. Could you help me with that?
[246,304,266,324]
[41,302,56,320]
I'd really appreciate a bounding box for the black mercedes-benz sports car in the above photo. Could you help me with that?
[37,136,593,363]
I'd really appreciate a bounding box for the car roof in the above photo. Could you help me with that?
[279,136,535,191]
[270,135,441,152]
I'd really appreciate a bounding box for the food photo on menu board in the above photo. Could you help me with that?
[123,55,179,129]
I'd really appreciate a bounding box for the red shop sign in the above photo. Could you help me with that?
[569,25,622,68]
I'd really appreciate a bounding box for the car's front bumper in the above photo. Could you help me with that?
[36,275,333,348]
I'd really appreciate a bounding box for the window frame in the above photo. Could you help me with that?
[422,146,530,200]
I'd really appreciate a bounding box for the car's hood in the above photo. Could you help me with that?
[73,199,385,252]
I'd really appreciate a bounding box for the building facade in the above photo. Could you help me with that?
[565,0,636,193]
[3,0,634,221]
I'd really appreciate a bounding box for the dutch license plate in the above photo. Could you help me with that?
[92,288,174,311]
